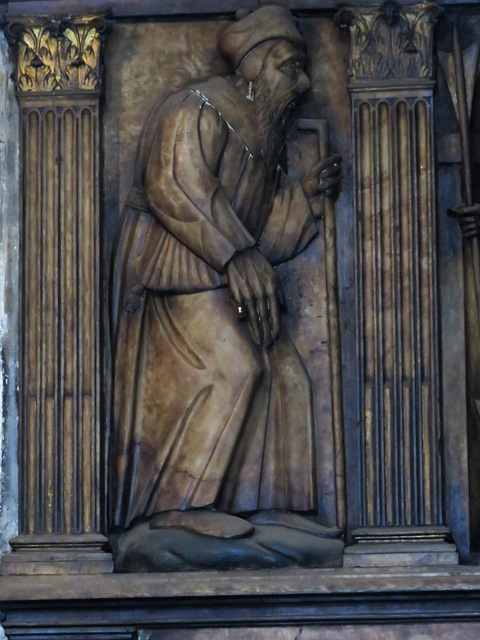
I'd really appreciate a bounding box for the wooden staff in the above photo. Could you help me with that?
[297,118,346,530]
[453,25,473,206]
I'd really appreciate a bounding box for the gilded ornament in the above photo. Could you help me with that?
[5,16,107,93]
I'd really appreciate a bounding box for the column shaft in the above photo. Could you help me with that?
[356,95,441,527]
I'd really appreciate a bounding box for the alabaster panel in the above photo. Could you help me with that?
[103,16,353,530]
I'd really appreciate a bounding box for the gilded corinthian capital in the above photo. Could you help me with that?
[5,15,108,94]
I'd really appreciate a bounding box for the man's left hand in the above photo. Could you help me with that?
[227,247,285,348]
[303,152,342,201]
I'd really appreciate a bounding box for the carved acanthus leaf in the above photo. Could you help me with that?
[5,15,108,93]
[335,1,439,83]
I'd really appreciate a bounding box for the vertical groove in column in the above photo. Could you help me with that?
[359,101,376,527]
[25,110,41,534]
[416,99,435,525]
[94,110,101,532]
[379,101,394,525]
[38,108,45,536]
[56,106,64,534]
[18,109,25,535]
[43,109,58,534]
[373,103,384,527]
[61,108,77,534]
[398,99,414,526]
[430,98,442,525]
[391,101,402,526]
[80,107,93,533]
[410,100,421,524]
[354,101,367,528]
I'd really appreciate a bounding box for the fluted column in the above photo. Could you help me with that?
[337,1,457,566]
[1,15,112,574]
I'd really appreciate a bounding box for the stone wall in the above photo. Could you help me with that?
[0,33,19,558]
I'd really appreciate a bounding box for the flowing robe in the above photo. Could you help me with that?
[111,76,320,529]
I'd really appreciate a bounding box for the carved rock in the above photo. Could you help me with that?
[111,521,344,573]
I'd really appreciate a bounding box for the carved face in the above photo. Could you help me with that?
[255,40,311,121]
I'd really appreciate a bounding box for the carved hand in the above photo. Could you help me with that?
[448,203,480,239]
[227,247,286,348]
[303,152,342,203]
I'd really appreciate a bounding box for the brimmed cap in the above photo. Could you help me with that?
[218,6,305,71]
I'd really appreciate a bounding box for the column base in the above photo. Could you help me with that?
[343,526,459,568]
[0,534,114,575]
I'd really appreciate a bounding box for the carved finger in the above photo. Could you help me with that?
[319,177,341,194]
[319,164,342,181]
[330,152,342,164]
[244,260,265,301]
[227,269,243,306]
[246,298,262,346]
[257,296,272,347]
[450,204,480,218]
[268,295,280,343]
[458,216,477,227]
[461,223,480,238]
[315,153,342,173]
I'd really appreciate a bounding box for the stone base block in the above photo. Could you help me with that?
[343,526,459,567]
[343,542,459,567]
[0,534,114,575]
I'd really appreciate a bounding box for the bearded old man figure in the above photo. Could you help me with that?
[110,6,342,550]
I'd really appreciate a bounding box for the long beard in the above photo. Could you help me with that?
[253,74,296,167]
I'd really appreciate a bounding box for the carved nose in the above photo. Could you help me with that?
[297,70,311,93]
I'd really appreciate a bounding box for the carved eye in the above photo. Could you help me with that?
[279,59,301,78]
[280,59,303,78]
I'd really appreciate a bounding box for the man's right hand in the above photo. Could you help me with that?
[227,247,286,348]
[303,153,342,202]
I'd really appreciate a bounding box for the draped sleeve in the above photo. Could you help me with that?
[144,91,256,274]
[258,180,318,265]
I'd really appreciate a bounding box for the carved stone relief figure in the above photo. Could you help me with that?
[109,5,344,571]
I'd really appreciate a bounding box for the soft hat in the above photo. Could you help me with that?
[218,6,305,72]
